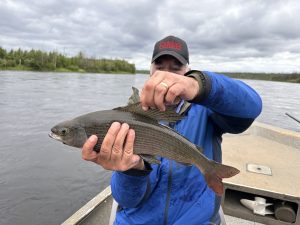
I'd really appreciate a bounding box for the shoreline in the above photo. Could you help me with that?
[1,69,299,83]
[0,67,136,75]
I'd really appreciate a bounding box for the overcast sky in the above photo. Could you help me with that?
[1,0,300,72]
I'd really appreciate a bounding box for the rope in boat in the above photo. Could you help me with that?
[285,113,300,124]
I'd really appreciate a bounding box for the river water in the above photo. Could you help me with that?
[0,71,299,225]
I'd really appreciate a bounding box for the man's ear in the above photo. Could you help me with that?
[185,65,191,73]
[150,63,154,76]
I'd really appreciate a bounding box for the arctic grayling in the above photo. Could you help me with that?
[49,88,239,195]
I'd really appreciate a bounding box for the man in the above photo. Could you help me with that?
[82,36,262,224]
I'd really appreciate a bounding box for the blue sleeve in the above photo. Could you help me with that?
[111,171,149,208]
[201,71,262,134]
[111,162,158,208]
[202,71,262,118]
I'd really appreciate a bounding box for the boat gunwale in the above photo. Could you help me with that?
[61,186,112,225]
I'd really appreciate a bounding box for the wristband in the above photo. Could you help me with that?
[185,70,211,103]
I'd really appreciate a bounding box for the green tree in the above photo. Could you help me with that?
[0,47,7,59]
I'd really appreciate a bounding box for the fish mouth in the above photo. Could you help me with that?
[48,132,63,142]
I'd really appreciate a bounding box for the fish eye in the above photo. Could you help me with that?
[60,128,69,136]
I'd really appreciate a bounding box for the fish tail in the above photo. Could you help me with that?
[203,162,240,196]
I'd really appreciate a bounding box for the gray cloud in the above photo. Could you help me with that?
[1,0,300,72]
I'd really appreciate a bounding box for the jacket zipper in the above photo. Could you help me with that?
[163,160,173,225]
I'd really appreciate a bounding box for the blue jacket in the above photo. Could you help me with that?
[111,71,262,225]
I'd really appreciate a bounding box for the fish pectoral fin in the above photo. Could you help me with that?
[140,154,161,164]
[114,102,183,123]
[127,87,140,105]
[177,162,193,167]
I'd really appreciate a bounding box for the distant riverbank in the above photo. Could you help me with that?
[1,66,135,74]
[225,72,300,83]
[1,45,299,82]
[1,66,299,83]
[136,70,300,83]
[0,47,135,74]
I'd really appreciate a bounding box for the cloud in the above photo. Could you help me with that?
[0,0,300,72]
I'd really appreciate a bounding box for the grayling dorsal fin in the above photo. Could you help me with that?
[127,86,140,105]
[113,102,183,123]
[178,101,191,115]
[116,86,184,122]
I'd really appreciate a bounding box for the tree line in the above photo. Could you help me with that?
[136,69,300,83]
[224,72,300,83]
[0,47,136,74]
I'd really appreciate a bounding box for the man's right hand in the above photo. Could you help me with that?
[81,122,145,171]
[140,70,199,111]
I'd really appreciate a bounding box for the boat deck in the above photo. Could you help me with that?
[222,122,300,197]
[222,122,300,225]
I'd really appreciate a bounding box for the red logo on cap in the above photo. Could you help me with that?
[159,41,182,50]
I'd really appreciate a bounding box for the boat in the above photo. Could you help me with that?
[62,122,300,225]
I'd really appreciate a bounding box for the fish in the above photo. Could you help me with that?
[49,87,239,195]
